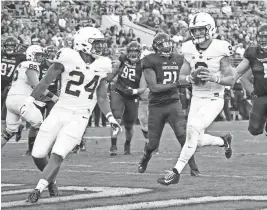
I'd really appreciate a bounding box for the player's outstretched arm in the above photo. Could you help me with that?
[31,62,63,101]
[96,79,121,133]
[26,68,40,89]
[144,68,176,93]
[137,74,147,94]
[233,58,250,83]
[240,69,254,94]
[179,58,194,84]
[200,56,235,86]
[105,60,121,82]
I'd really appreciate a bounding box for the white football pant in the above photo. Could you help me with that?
[32,106,90,159]
[138,100,149,132]
[5,95,43,133]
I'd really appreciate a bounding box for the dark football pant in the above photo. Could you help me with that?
[1,86,10,121]
[248,96,267,136]
[146,100,198,171]
[110,90,139,129]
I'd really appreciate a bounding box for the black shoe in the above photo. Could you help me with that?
[48,181,59,197]
[27,189,41,203]
[221,133,233,159]
[157,168,180,186]
[110,145,117,156]
[190,168,201,176]
[15,125,24,142]
[23,150,31,156]
[138,153,151,173]
[80,140,86,152]
[124,143,131,155]
[71,145,80,154]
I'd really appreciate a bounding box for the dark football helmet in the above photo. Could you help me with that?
[126,41,142,64]
[3,36,18,54]
[152,33,173,57]
[257,23,267,52]
[45,45,57,61]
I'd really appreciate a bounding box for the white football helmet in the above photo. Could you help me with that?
[74,27,106,58]
[26,45,46,64]
[189,12,216,44]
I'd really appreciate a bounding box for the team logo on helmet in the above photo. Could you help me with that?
[152,33,173,57]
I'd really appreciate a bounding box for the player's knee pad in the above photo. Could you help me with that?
[21,106,43,129]
[248,112,265,136]
[186,126,200,148]
[124,122,134,131]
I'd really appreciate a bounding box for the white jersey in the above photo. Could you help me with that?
[53,48,112,113]
[182,39,233,98]
[8,61,40,96]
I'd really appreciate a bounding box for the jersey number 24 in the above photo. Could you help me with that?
[65,70,100,99]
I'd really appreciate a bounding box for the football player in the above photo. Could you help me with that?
[234,23,267,136]
[157,12,235,186]
[138,32,200,176]
[25,45,61,155]
[106,41,147,156]
[1,45,55,148]
[24,27,121,203]
[1,36,26,140]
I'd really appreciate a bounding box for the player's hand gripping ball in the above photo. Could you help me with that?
[191,67,209,86]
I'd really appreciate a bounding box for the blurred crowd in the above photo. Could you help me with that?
[2,0,265,124]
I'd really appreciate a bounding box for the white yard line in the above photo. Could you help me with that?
[76,195,267,210]
[2,168,267,180]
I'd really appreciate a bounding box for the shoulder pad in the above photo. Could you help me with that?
[21,61,40,72]
[181,40,194,55]
[215,40,233,57]
[243,46,258,59]
[141,54,156,70]
[92,56,112,74]
[53,48,76,66]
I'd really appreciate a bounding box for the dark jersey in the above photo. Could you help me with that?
[114,54,142,98]
[39,61,60,95]
[1,53,26,91]
[244,46,267,97]
[141,53,183,106]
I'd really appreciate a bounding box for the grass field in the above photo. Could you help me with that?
[1,121,267,210]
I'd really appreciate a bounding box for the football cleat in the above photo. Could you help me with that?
[221,133,233,159]
[48,181,59,197]
[138,153,151,173]
[27,189,41,203]
[157,168,180,186]
[110,145,117,156]
[15,124,24,142]
[124,143,131,155]
[71,145,80,154]
[80,140,86,152]
[190,168,201,176]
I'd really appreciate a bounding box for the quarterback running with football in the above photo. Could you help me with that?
[138,32,200,176]
[1,45,53,148]
[234,23,267,136]
[107,41,146,156]
[157,12,235,185]
[25,27,121,203]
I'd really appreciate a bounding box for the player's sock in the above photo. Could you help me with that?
[125,140,131,145]
[35,179,49,193]
[198,134,224,147]
[111,137,117,146]
[28,136,36,152]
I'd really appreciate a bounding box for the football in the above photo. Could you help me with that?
[191,67,210,86]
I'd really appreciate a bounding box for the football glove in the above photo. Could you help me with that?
[124,87,138,96]
[106,112,122,136]
[191,67,209,86]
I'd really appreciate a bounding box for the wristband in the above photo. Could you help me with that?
[186,75,191,83]
[215,76,221,83]
[105,112,113,120]
[47,91,55,98]
[51,95,58,102]
[132,89,138,95]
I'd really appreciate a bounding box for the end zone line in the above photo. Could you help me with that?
[2,168,267,180]
[76,195,267,210]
